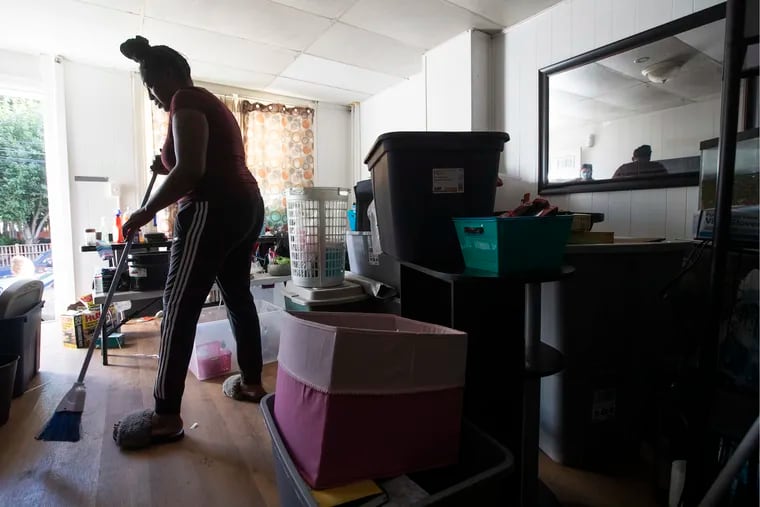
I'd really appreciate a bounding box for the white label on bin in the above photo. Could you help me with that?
[129,267,148,278]
[432,168,464,194]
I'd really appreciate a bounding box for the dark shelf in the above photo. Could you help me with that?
[400,262,575,284]
[525,342,565,378]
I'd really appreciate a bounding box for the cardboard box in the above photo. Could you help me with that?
[61,306,117,348]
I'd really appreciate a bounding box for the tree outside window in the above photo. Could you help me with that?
[0,96,48,244]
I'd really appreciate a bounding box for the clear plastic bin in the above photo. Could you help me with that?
[190,300,284,380]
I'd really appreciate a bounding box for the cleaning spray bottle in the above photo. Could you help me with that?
[114,209,124,243]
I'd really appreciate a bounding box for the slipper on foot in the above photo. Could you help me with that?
[113,409,184,450]
[222,374,266,403]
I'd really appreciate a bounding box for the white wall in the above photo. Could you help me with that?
[0,49,43,94]
[315,102,352,189]
[425,30,493,131]
[494,0,724,239]
[63,61,139,297]
[359,30,494,181]
[426,32,472,131]
[359,72,426,180]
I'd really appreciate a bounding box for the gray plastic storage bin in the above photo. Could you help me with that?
[346,231,400,289]
[261,394,514,506]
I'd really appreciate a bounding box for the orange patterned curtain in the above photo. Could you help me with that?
[240,101,315,228]
[149,96,315,229]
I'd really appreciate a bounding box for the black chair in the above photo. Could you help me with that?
[0,280,44,397]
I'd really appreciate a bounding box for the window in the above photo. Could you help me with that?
[147,92,315,229]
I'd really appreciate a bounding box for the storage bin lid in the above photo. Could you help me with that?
[364,131,510,167]
[286,281,364,303]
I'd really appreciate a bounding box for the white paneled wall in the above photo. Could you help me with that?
[494,0,724,239]
[315,103,352,189]
[359,72,426,179]
[564,98,721,180]
[426,32,472,131]
[359,30,493,180]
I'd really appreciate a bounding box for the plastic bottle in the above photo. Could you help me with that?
[93,269,104,294]
[115,209,124,243]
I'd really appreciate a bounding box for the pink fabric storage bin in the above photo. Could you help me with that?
[274,312,468,489]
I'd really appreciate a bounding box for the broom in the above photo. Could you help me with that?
[36,171,158,442]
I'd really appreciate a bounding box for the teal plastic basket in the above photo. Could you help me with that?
[453,215,573,274]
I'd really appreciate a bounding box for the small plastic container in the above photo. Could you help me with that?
[346,231,400,289]
[189,341,232,380]
[84,228,97,246]
[346,205,357,231]
[453,215,572,275]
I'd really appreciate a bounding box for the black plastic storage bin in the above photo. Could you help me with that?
[261,394,513,506]
[0,301,42,397]
[354,179,373,232]
[365,132,509,271]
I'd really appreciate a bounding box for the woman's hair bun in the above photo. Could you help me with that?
[120,35,151,63]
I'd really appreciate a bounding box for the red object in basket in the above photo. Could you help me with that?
[502,193,559,217]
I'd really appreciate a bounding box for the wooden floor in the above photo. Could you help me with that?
[0,321,661,507]
[0,320,279,507]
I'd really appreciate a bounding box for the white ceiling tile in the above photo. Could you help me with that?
[270,0,358,19]
[446,0,563,27]
[281,54,402,94]
[341,0,500,49]
[73,0,144,14]
[144,0,333,51]
[306,22,423,77]
[267,76,370,104]
[599,36,696,82]
[652,56,722,101]
[677,18,725,62]
[190,60,277,90]
[551,63,640,98]
[142,19,299,75]
[0,0,141,68]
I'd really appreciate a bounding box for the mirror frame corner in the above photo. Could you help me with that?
[537,3,727,196]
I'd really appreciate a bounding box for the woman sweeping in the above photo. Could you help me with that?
[114,36,267,449]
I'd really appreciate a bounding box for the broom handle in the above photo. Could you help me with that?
[77,171,159,383]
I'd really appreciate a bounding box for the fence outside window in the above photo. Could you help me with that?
[0,243,51,267]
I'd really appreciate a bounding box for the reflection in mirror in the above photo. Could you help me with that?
[543,14,725,190]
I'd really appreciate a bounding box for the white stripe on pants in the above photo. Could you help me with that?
[154,202,208,400]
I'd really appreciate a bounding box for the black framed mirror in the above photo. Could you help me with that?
[538,4,726,195]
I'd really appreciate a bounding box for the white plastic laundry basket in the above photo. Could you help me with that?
[286,187,350,288]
